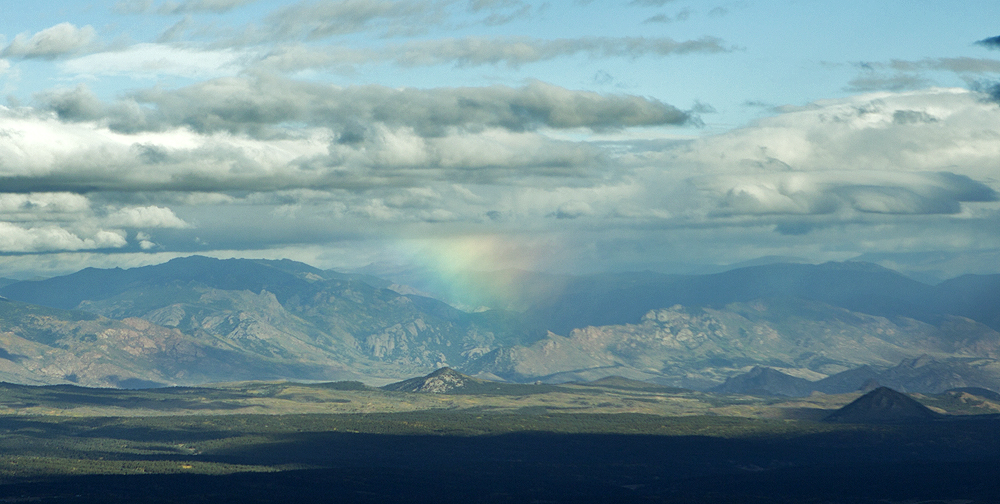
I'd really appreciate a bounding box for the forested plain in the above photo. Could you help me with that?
[0,379,996,502]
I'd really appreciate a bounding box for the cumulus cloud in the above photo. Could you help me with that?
[6,75,999,267]
[2,23,97,59]
[697,171,996,217]
[0,223,126,253]
[631,88,1000,227]
[0,193,92,222]
[6,84,619,194]
[0,192,188,252]
[104,206,191,228]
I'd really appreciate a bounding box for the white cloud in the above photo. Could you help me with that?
[0,193,92,221]
[0,223,126,252]
[2,23,97,59]
[115,0,258,14]
[62,44,249,80]
[255,36,731,73]
[627,88,1000,224]
[104,206,191,228]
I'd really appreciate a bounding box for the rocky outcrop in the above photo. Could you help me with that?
[381,367,478,393]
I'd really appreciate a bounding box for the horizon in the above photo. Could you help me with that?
[0,252,980,313]
[0,2,998,285]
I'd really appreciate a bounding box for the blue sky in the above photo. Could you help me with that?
[0,0,999,287]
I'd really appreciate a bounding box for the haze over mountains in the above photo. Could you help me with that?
[0,256,997,392]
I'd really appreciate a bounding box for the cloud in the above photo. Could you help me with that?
[2,23,97,59]
[846,73,931,92]
[0,193,92,222]
[975,35,1000,50]
[159,0,260,13]
[629,0,675,6]
[555,200,593,219]
[6,81,999,268]
[263,0,452,40]
[846,58,1000,92]
[0,223,126,253]
[61,43,248,80]
[113,0,155,13]
[9,82,628,193]
[114,0,259,14]
[104,206,191,228]
[697,171,996,217]
[903,57,1000,74]
[256,35,731,72]
[39,77,690,137]
[631,88,1000,226]
[0,193,187,252]
[386,36,731,68]
[643,14,670,24]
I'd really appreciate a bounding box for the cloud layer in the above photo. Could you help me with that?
[0,2,998,281]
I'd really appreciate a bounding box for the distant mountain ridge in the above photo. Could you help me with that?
[709,357,1000,396]
[0,256,539,386]
[0,256,998,390]
[521,261,1000,335]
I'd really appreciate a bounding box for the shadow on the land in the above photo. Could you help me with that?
[0,421,997,503]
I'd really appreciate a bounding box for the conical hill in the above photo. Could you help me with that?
[824,387,940,423]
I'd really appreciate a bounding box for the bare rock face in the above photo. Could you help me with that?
[381,367,474,393]
[824,387,940,423]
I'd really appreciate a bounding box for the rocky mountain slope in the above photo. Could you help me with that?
[0,257,538,386]
[464,299,1000,389]
[0,257,998,391]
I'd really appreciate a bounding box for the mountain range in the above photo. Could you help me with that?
[0,256,997,392]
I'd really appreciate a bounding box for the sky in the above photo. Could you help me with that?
[0,0,999,290]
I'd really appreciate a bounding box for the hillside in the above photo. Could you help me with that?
[0,257,998,390]
[465,299,1000,389]
[0,257,539,386]
[824,387,941,423]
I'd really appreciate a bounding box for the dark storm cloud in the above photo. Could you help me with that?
[39,77,691,137]
[971,80,1000,102]
[975,35,1000,50]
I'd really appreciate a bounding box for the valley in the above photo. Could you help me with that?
[0,371,995,502]
[0,256,997,501]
